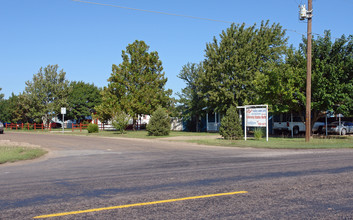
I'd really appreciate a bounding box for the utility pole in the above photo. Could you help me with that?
[300,0,313,142]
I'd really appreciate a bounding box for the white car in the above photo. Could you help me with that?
[323,121,353,135]
[0,122,4,134]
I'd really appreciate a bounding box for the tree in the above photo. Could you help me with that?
[147,107,171,136]
[23,65,70,125]
[177,62,205,132]
[309,31,353,119]
[67,81,101,122]
[112,112,129,134]
[94,87,120,124]
[255,46,306,115]
[199,21,287,114]
[100,40,172,129]
[0,88,4,100]
[258,30,353,127]
[0,93,28,123]
[219,106,243,140]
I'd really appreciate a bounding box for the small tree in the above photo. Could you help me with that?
[219,106,243,140]
[147,107,171,136]
[112,112,129,134]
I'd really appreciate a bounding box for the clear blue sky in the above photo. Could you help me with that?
[1,0,352,99]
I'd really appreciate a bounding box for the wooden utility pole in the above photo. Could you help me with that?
[305,0,312,142]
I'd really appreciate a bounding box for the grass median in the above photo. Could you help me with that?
[186,136,353,149]
[0,146,47,164]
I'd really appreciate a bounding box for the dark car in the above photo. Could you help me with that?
[50,122,62,128]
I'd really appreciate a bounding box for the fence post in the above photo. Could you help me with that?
[22,123,24,129]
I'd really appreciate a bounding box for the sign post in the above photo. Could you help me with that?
[238,105,268,142]
[61,107,66,133]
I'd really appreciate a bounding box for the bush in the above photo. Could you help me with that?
[113,112,129,134]
[254,128,264,140]
[219,106,243,140]
[24,122,33,130]
[147,107,171,136]
[87,123,99,133]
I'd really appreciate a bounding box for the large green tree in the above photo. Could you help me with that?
[309,31,353,119]
[256,46,306,114]
[99,40,172,128]
[67,81,101,122]
[23,65,70,125]
[199,21,288,114]
[177,62,205,132]
[258,30,353,126]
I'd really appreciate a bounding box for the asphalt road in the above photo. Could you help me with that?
[0,132,352,219]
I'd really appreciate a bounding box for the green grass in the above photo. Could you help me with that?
[187,136,353,149]
[6,128,219,138]
[6,128,353,149]
[62,130,219,139]
[0,146,47,164]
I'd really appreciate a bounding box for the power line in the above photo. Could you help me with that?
[72,0,235,24]
[72,0,336,40]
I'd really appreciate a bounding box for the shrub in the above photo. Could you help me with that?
[87,123,99,133]
[219,106,243,140]
[24,122,33,130]
[254,128,264,140]
[147,107,171,136]
[113,112,129,134]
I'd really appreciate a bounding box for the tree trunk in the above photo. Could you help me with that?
[133,117,137,131]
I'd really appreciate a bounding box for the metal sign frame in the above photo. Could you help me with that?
[237,105,269,142]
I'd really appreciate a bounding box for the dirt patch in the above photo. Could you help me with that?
[0,139,41,148]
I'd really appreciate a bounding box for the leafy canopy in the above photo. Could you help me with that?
[99,40,172,126]
[23,65,70,124]
[199,21,287,114]
[177,62,205,131]
[67,81,101,122]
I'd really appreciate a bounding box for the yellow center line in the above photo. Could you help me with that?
[33,191,248,219]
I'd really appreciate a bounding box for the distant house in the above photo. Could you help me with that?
[206,112,221,132]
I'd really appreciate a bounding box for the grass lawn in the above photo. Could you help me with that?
[0,146,47,164]
[65,130,219,139]
[6,128,219,139]
[5,128,353,149]
[187,136,353,149]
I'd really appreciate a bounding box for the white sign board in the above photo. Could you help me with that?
[238,105,269,142]
[61,107,66,115]
[246,108,267,127]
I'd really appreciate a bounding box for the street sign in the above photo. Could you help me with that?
[61,107,66,115]
[61,107,66,133]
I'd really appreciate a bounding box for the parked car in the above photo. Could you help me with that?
[273,113,305,135]
[322,121,353,135]
[312,122,325,134]
[0,122,4,134]
[50,122,62,128]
